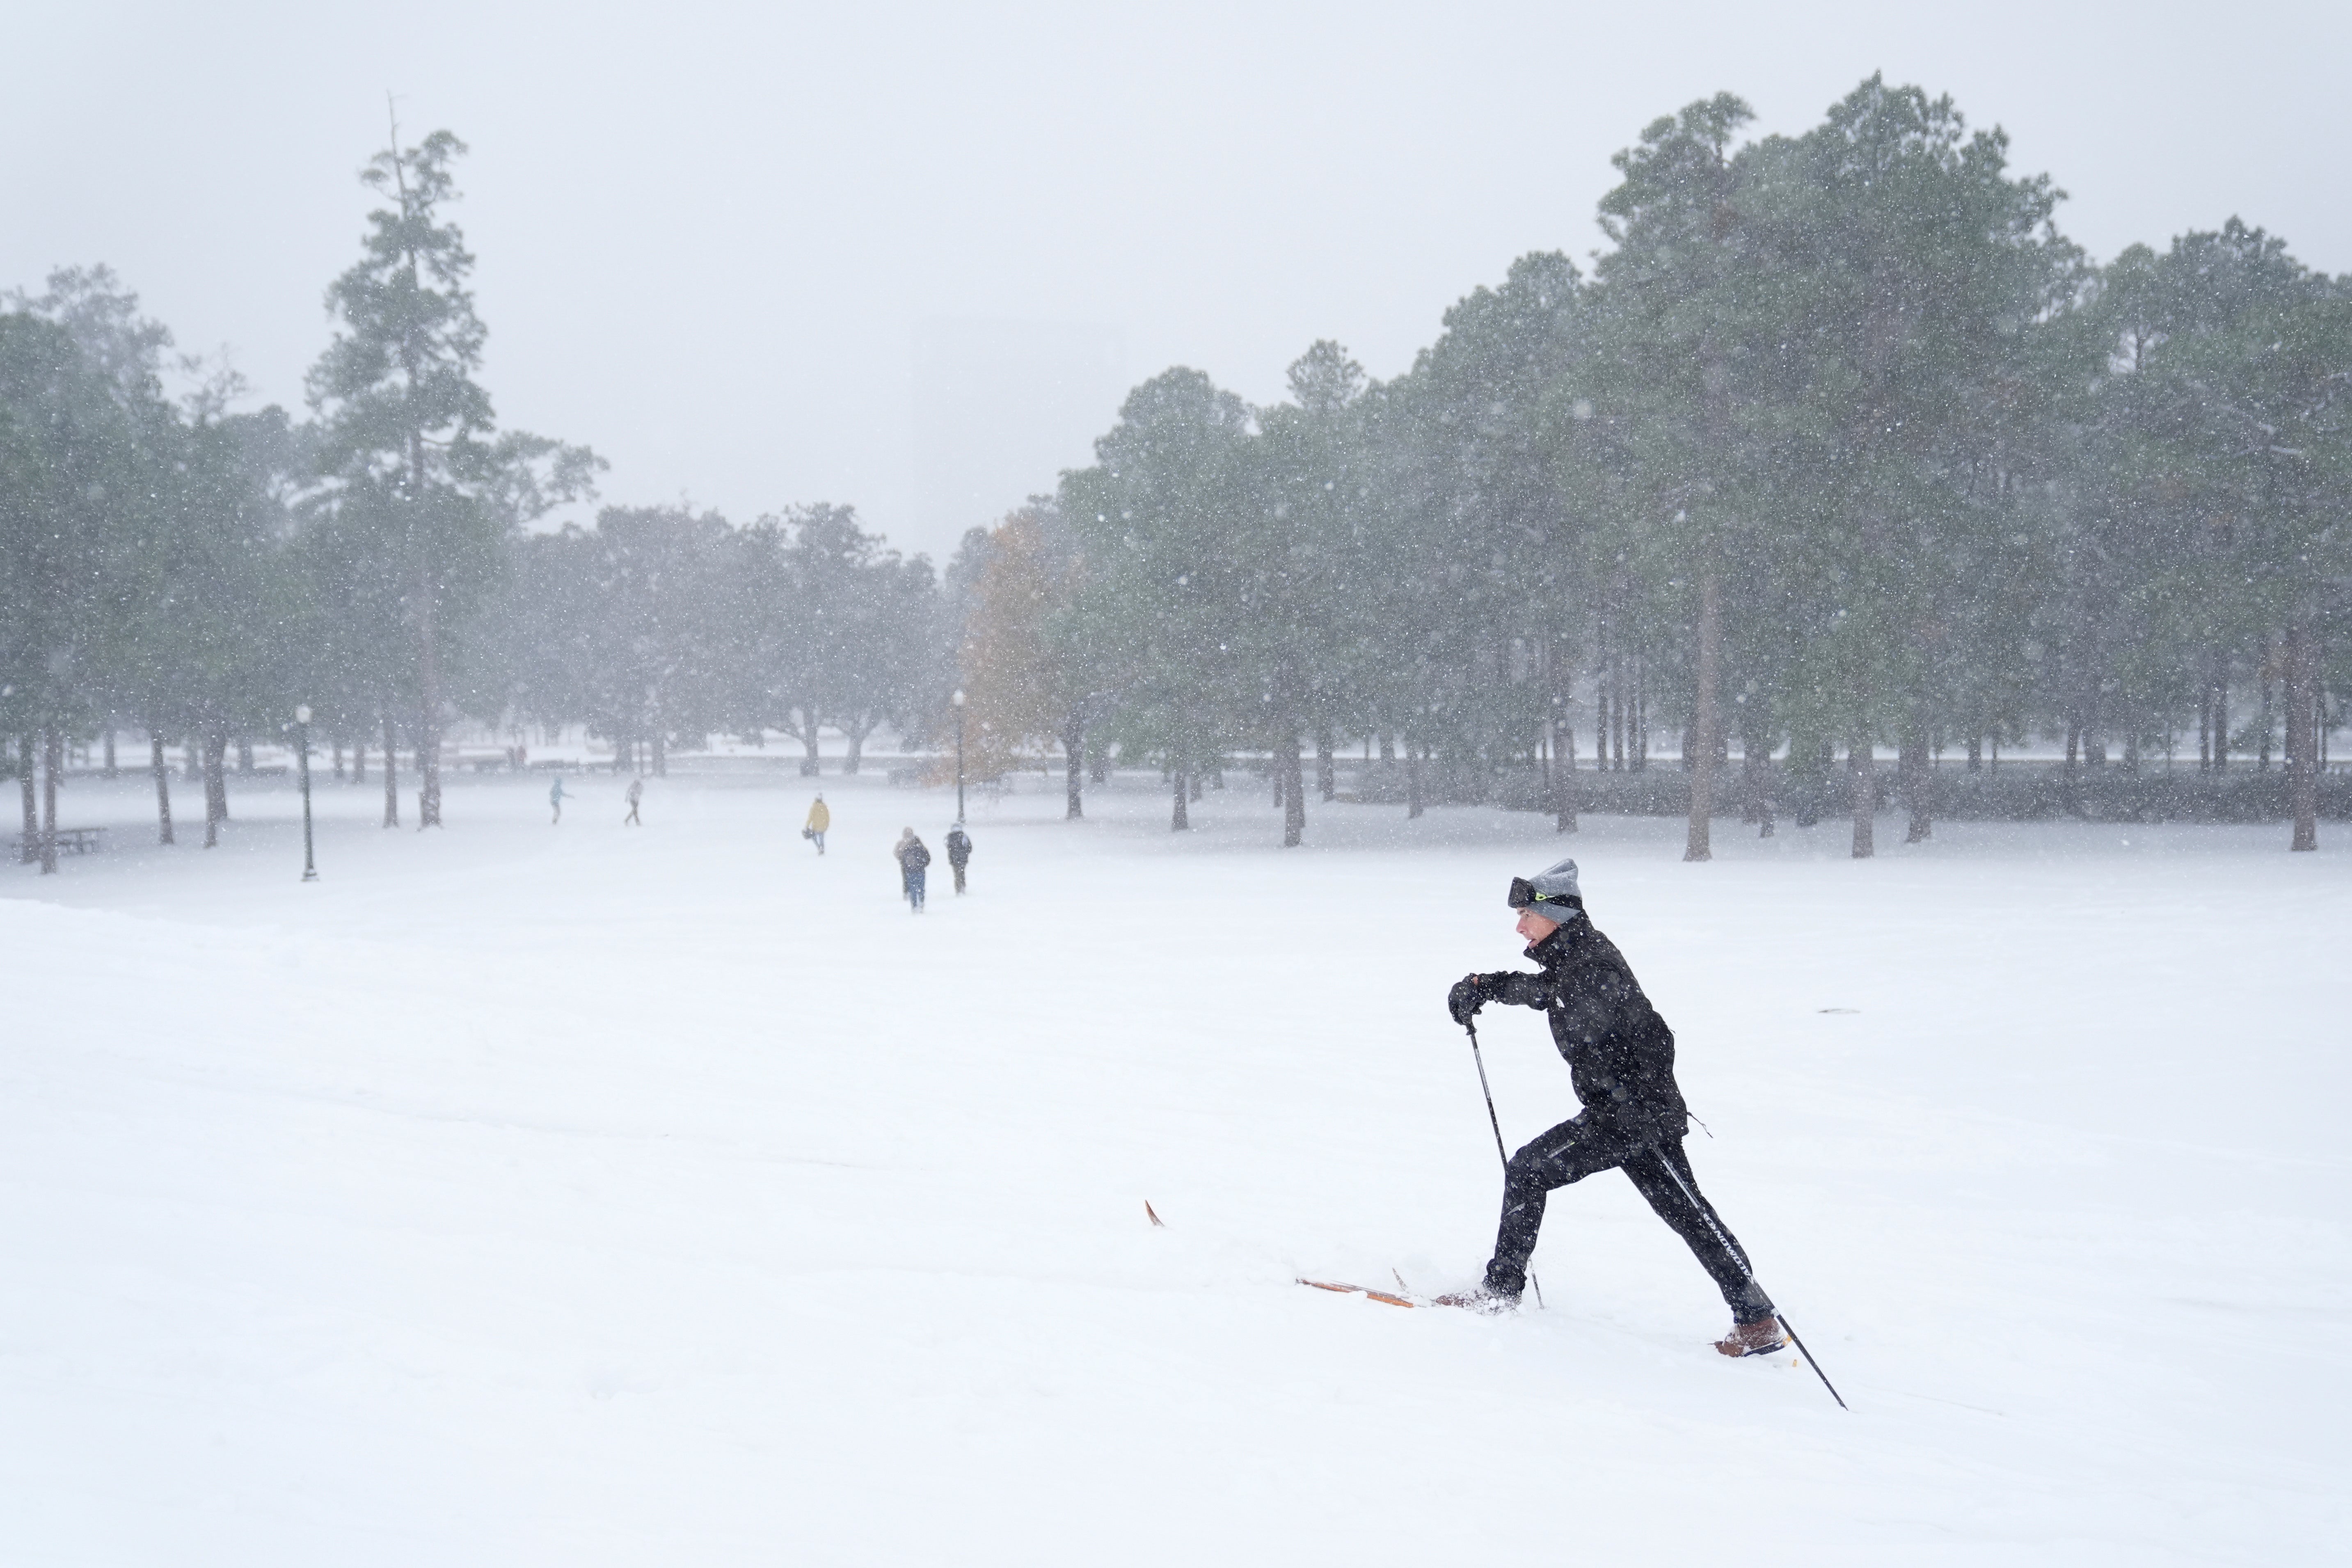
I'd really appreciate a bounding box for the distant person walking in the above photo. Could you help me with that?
[804,794,829,854]
[894,827,931,912]
[945,824,972,894]
[624,777,643,826]
[549,775,568,825]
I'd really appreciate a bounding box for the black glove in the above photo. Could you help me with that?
[1447,975,1490,1026]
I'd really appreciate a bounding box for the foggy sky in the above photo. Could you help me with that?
[8,0,2346,562]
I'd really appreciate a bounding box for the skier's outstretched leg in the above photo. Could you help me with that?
[1621,1142,1778,1340]
[1478,1113,1628,1299]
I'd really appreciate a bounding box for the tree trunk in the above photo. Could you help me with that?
[1281,728,1305,848]
[1684,571,1721,863]
[798,713,822,776]
[1552,716,1578,835]
[2258,657,2274,771]
[1849,732,1874,859]
[1634,662,1648,771]
[1967,734,1982,771]
[416,563,442,830]
[1316,730,1335,802]
[183,735,202,782]
[1602,660,1617,771]
[652,726,667,778]
[352,736,366,783]
[2062,718,2081,815]
[1901,716,1931,843]
[1171,769,1189,831]
[103,730,116,778]
[16,735,34,863]
[203,732,227,848]
[1089,731,1107,784]
[1407,742,1425,819]
[332,739,345,782]
[1743,736,1775,838]
[236,739,254,775]
[2287,616,2318,852]
[844,728,865,775]
[40,729,61,874]
[2211,662,2228,772]
[382,712,400,828]
[1063,712,1084,819]
[1378,732,1394,764]
[151,731,174,845]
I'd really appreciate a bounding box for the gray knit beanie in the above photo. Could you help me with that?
[1506,857,1583,920]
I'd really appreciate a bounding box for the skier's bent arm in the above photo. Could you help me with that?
[1448,968,1550,1023]
[1481,970,1554,1010]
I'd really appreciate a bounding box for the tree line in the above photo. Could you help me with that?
[951,76,2350,855]
[9,78,2349,873]
[2,124,936,872]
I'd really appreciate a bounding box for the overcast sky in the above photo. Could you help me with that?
[8,1,2346,562]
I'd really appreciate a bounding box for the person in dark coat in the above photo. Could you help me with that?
[893,827,931,912]
[1442,856,1784,1356]
[945,824,972,894]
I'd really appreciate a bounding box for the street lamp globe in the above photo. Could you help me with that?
[295,704,312,724]
[953,689,965,707]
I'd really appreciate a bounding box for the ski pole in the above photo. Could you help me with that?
[1464,1019,1510,1174]
[1646,1142,1846,1411]
[1464,1020,1543,1308]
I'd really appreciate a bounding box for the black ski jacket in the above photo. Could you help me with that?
[1476,916,1688,1138]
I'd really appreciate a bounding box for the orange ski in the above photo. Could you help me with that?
[1296,1277,1416,1308]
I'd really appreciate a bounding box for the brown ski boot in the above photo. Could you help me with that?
[1714,1315,1788,1357]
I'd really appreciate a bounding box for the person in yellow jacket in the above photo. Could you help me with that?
[803,794,829,854]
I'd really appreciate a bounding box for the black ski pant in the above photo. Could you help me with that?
[1484,1112,1773,1323]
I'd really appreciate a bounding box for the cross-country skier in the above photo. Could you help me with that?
[893,827,931,912]
[945,824,972,894]
[804,794,829,855]
[1441,857,1786,1356]
[549,775,567,825]
[624,777,643,826]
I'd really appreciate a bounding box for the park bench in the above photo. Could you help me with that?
[11,826,107,857]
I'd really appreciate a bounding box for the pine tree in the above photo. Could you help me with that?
[305,115,596,827]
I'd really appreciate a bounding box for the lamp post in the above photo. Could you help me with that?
[952,689,966,823]
[295,705,317,882]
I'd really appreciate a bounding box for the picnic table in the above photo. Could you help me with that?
[11,826,107,857]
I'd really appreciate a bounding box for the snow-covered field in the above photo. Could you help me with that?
[3,769,2344,1565]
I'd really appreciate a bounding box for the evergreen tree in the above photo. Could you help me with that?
[304,119,597,827]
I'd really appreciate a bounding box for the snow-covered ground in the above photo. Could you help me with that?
[2,769,2344,1564]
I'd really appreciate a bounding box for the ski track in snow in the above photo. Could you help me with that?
[2,769,2345,1564]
